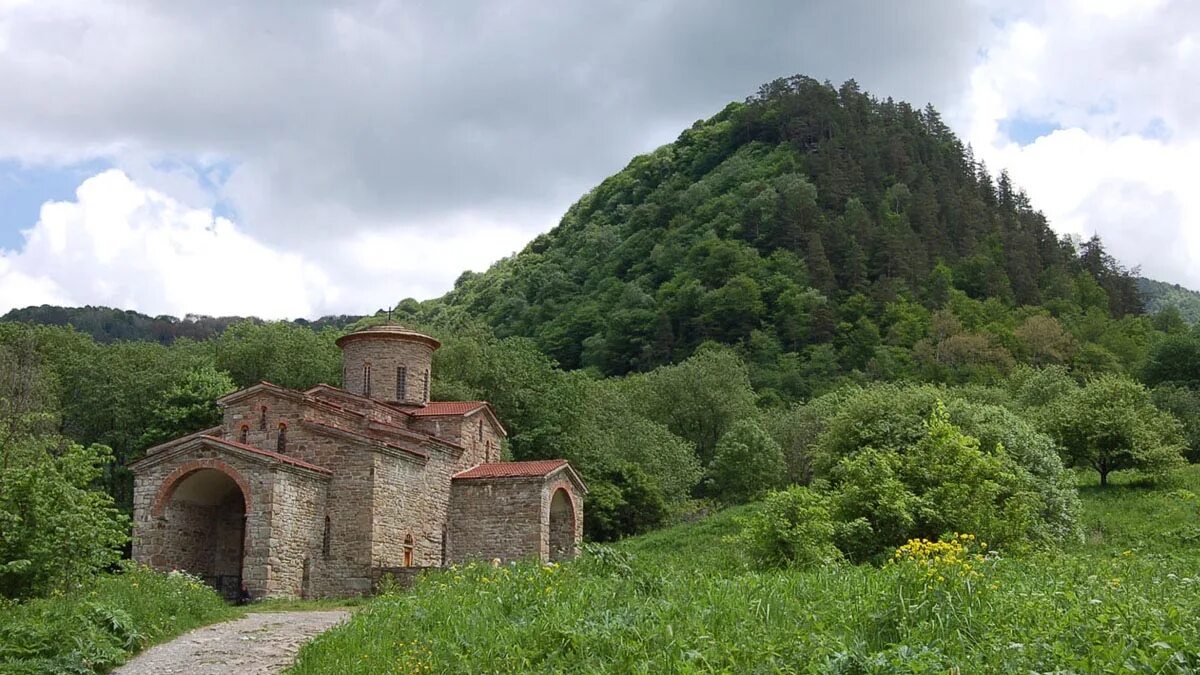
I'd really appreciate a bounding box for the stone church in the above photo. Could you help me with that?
[128,325,586,599]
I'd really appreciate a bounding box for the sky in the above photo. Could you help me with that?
[0,0,1196,319]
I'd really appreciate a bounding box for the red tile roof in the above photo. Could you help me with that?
[200,436,333,475]
[453,460,568,480]
[401,401,488,416]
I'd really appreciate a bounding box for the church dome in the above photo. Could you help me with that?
[336,325,438,405]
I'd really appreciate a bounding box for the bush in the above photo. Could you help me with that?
[0,437,129,599]
[0,563,238,673]
[731,486,841,569]
[809,384,1079,557]
[707,419,785,503]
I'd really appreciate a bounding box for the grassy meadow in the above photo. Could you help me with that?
[291,466,1200,674]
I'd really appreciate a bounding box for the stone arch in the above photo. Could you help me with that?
[548,488,576,562]
[152,459,253,518]
[149,459,252,599]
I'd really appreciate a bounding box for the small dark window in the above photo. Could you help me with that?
[277,423,288,453]
[423,370,430,401]
[363,363,372,397]
[477,419,484,442]
[322,516,331,558]
[239,425,249,443]
[259,406,267,430]
[396,366,407,400]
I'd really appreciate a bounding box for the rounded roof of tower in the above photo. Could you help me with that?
[334,324,441,350]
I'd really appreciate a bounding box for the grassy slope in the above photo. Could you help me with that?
[0,565,240,674]
[291,467,1200,674]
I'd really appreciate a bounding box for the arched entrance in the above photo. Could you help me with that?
[548,488,576,562]
[156,467,248,599]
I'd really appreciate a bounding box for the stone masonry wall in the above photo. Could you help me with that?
[340,338,434,405]
[266,469,326,598]
[447,477,545,564]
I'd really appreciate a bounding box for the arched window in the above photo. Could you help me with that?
[423,370,430,401]
[363,363,372,397]
[477,418,484,442]
[322,516,331,558]
[395,366,407,400]
[259,406,267,431]
[403,534,415,567]
[277,423,288,453]
[238,425,249,444]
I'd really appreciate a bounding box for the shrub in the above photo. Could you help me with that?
[730,486,841,569]
[809,384,1079,557]
[707,419,785,503]
[0,436,129,599]
[0,563,237,673]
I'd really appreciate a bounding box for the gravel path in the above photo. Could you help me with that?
[112,610,350,675]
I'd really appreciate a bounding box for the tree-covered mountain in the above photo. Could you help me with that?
[1139,277,1200,325]
[431,76,1143,401]
[0,305,362,344]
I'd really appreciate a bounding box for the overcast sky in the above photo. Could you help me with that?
[0,0,1196,318]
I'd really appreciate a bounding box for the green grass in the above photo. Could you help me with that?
[0,564,241,674]
[290,466,1200,674]
[247,597,366,613]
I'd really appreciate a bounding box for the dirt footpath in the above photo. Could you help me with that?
[112,610,350,675]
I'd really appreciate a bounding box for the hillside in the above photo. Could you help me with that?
[1140,277,1200,324]
[435,76,1143,393]
[0,305,362,343]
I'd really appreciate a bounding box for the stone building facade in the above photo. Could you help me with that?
[128,326,586,599]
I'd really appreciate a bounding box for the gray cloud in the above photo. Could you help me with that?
[0,0,989,246]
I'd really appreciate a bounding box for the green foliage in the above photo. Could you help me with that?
[1152,384,1200,462]
[1041,374,1187,486]
[0,344,128,599]
[138,365,237,449]
[581,464,668,543]
[213,320,343,390]
[0,438,129,599]
[810,386,1079,558]
[707,419,785,503]
[0,564,238,673]
[1143,332,1200,388]
[730,486,840,569]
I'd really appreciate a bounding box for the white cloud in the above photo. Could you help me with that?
[966,0,1200,288]
[0,170,335,318]
[0,169,548,318]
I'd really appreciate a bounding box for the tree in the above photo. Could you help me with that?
[1143,334,1200,388]
[0,343,128,598]
[1014,315,1076,366]
[1042,375,1186,486]
[138,365,237,450]
[708,420,785,503]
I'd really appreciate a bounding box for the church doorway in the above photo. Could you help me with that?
[548,488,575,562]
[157,467,248,600]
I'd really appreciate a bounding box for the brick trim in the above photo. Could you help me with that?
[151,459,253,517]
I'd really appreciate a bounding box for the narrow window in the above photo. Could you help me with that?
[403,534,414,567]
[396,366,407,400]
[362,363,372,397]
[239,425,249,444]
[277,423,288,453]
[259,406,267,430]
[322,516,331,558]
[423,370,430,401]
[477,418,484,442]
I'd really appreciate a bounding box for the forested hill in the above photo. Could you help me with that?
[434,75,1144,391]
[1140,277,1200,324]
[0,305,362,344]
